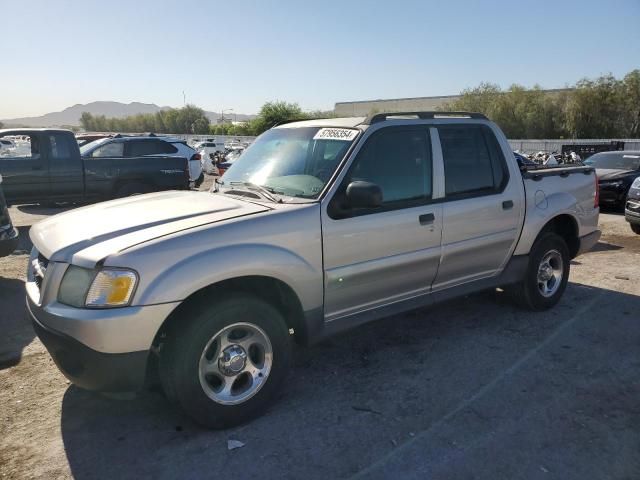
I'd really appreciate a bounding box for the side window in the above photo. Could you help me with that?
[49,134,72,160]
[0,135,41,159]
[155,141,178,154]
[128,140,177,156]
[349,128,431,205]
[92,142,124,157]
[438,125,507,197]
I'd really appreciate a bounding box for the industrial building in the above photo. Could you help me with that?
[334,89,571,117]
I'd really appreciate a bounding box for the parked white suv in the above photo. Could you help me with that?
[198,142,225,174]
[26,112,600,429]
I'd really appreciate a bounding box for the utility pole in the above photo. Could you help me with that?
[183,91,186,106]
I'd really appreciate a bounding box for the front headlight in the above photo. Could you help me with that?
[58,266,138,308]
[632,177,640,189]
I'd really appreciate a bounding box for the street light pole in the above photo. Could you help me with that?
[220,108,234,124]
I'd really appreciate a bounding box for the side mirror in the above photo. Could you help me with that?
[346,181,383,209]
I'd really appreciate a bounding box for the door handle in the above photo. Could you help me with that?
[31,165,43,171]
[419,213,435,225]
[502,200,514,210]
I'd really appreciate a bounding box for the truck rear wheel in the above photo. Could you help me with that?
[509,233,570,311]
[159,294,291,429]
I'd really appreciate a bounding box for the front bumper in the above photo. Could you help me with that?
[25,257,180,391]
[0,226,18,257]
[625,198,640,225]
[29,310,149,392]
[576,230,601,256]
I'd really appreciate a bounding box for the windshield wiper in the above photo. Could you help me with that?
[227,181,284,203]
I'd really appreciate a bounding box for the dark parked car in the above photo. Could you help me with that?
[625,177,640,234]
[0,129,191,205]
[0,174,19,257]
[585,151,640,209]
[75,133,113,147]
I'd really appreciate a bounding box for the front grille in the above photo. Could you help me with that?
[32,253,49,291]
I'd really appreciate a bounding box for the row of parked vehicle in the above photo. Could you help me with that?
[514,148,640,234]
[584,150,640,234]
[191,139,246,176]
[0,128,251,258]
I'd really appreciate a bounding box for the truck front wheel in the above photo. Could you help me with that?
[509,233,570,311]
[159,295,291,429]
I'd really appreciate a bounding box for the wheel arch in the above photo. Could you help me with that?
[536,214,580,258]
[151,275,310,350]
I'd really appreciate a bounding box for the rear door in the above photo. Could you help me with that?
[321,125,443,321]
[432,124,523,290]
[0,133,49,203]
[47,132,84,200]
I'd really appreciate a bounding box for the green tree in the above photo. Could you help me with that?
[622,69,640,137]
[249,101,307,135]
[78,105,210,134]
[565,74,626,138]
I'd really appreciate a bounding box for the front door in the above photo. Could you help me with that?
[47,132,84,200]
[321,125,442,322]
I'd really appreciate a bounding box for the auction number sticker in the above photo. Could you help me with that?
[313,128,359,141]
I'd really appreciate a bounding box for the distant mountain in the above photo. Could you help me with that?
[1,101,254,127]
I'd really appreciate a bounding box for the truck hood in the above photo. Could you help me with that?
[30,190,270,265]
[596,168,637,181]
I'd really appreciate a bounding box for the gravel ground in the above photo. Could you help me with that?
[1,188,639,479]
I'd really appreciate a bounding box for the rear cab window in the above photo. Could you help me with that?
[0,134,41,160]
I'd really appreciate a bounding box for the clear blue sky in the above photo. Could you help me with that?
[2,0,639,118]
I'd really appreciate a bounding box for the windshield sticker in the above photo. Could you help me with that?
[313,128,358,141]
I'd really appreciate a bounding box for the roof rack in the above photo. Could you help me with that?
[361,111,487,125]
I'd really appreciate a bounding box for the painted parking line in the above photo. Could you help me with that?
[352,290,604,479]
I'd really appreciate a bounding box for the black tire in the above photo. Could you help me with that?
[509,232,570,311]
[159,294,291,429]
[115,182,150,198]
[194,172,204,188]
[630,223,640,235]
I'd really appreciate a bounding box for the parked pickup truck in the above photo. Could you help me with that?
[0,129,190,205]
[0,174,19,257]
[26,112,600,428]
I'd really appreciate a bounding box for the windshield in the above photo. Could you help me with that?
[221,126,358,198]
[79,137,110,156]
[585,152,640,170]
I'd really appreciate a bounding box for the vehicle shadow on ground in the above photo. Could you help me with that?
[16,204,74,215]
[59,283,640,480]
[590,240,624,252]
[599,206,625,216]
[12,225,33,254]
[0,276,33,369]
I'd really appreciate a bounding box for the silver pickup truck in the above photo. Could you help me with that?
[26,112,600,428]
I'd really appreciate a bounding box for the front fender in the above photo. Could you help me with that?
[133,243,323,313]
